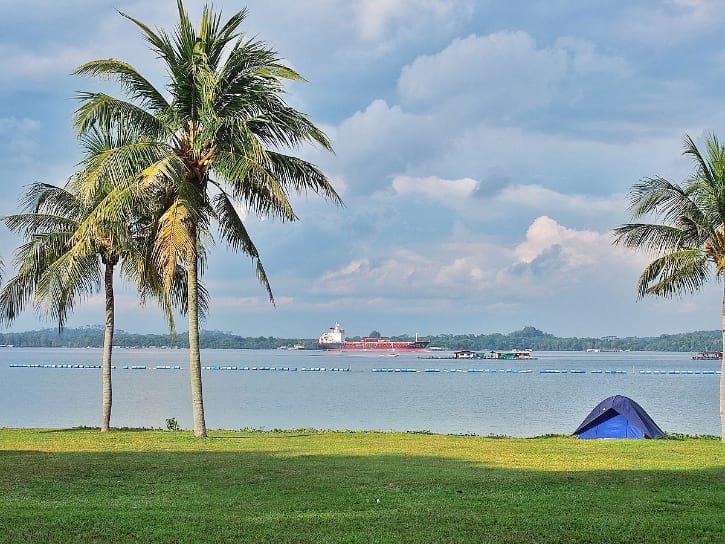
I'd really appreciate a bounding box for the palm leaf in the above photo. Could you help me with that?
[212,191,273,303]
[74,60,168,114]
[636,249,711,298]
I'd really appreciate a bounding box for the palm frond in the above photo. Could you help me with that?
[73,60,168,114]
[3,213,77,240]
[263,152,341,203]
[636,249,710,298]
[212,191,274,303]
[0,267,38,324]
[117,9,178,70]
[34,252,102,328]
[211,150,296,221]
[628,176,703,223]
[74,93,165,138]
[152,198,196,291]
[613,223,696,254]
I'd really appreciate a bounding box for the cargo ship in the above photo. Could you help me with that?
[318,323,429,352]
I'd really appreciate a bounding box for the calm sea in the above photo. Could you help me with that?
[0,348,720,437]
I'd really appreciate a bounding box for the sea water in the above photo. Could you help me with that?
[0,348,720,437]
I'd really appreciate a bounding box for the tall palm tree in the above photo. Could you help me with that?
[73,1,341,437]
[613,133,725,441]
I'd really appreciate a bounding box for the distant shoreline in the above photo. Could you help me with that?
[0,326,722,352]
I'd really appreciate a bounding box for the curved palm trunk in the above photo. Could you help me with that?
[101,261,114,432]
[187,240,207,437]
[721,282,725,442]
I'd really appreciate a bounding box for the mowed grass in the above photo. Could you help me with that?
[0,429,723,543]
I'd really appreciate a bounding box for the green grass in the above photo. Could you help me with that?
[1,429,723,543]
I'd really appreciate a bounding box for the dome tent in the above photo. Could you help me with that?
[573,395,665,439]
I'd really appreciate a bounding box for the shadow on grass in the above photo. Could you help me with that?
[0,447,723,543]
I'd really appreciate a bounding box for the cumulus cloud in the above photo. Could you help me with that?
[396,31,632,121]
[328,99,442,193]
[315,215,641,305]
[391,175,479,201]
[321,28,653,198]
[398,31,567,118]
[514,216,604,266]
[382,171,628,233]
[554,37,633,77]
[353,0,474,43]
[494,185,625,217]
[617,0,725,44]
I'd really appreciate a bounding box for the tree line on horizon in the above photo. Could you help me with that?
[1,325,721,352]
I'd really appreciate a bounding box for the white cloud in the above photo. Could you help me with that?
[618,0,725,44]
[353,0,473,42]
[514,215,604,266]
[398,31,567,117]
[315,215,640,304]
[555,37,633,77]
[328,99,440,193]
[382,171,628,232]
[391,175,479,201]
[494,185,625,217]
[0,43,88,86]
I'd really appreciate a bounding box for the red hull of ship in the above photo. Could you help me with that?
[319,339,429,352]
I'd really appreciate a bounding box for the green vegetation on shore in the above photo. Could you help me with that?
[0,429,722,543]
[0,324,721,351]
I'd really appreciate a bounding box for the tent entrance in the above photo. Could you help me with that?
[577,410,645,439]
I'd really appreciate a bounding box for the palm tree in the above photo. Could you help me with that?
[613,133,725,441]
[2,180,127,432]
[0,122,189,432]
[73,1,341,437]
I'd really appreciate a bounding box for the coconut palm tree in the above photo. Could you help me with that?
[0,121,193,432]
[72,1,341,437]
[613,133,725,441]
[2,179,129,432]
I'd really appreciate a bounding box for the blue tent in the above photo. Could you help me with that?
[573,395,664,439]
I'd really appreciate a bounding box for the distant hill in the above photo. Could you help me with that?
[0,325,721,351]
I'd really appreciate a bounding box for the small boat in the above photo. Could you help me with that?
[691,351,722,360]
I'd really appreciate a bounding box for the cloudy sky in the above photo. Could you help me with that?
[1,0,724,339]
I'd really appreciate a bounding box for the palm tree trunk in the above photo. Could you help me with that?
[721,282,725,442]
[101,261,114,432]
[187,242,207,437]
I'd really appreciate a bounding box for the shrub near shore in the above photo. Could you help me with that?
[0,429,723,543]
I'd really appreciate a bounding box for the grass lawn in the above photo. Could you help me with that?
[0,429,723,543]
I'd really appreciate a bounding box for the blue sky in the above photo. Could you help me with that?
[2,0,725,339]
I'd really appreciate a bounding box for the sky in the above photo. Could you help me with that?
[1,0,725,339]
